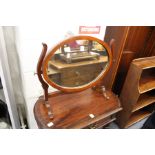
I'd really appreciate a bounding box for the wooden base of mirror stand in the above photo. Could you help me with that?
[34,88,122,129]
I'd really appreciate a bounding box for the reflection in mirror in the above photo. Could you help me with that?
[47,39,109,88]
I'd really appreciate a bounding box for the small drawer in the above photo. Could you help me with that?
[85,116,113,129]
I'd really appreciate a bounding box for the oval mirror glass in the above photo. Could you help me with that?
[43,36,112,92]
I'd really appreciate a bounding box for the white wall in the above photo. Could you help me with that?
[16,25,106,128]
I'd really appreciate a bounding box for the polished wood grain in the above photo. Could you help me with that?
[103,26,130,90]
[124,27,152,56]
[37,43,49,101]
[34,88,122,129]
[36,43,54,119]
[113,51,135,94]
[106,26,155,95]
[137,27,155,57]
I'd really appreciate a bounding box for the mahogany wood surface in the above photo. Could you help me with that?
[136,27,155,57]
[103,26,130,90]
[124,27,152,56]
[113,51,135,94]
[34,88,122,129]
[112,26,155,95]
[37,43,49,101]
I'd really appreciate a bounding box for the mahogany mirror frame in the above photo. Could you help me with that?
[42,35,112,93]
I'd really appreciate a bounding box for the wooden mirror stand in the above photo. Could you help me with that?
[34,36,122,129]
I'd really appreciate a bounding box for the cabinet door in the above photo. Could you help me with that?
[102,26,130,90]
[139,27,155,57]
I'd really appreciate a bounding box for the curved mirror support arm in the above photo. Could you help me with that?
[37,43,49,101]
[37,43,54,119]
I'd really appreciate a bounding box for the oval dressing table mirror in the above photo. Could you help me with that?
[34,35,122,129]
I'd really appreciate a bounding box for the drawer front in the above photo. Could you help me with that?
[84,115,116,129]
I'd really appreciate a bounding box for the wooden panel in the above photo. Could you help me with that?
[132,56,155,68]
[113,51,135,94]
[124,26,152,55]
[138,27,155,57]
[132,92,155,112]
[139,75,155,93]
[139,66,155,93]
[102,26,130,89]
[113,26,154,95]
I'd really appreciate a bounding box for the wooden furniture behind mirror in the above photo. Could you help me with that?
[34,35,122,129]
